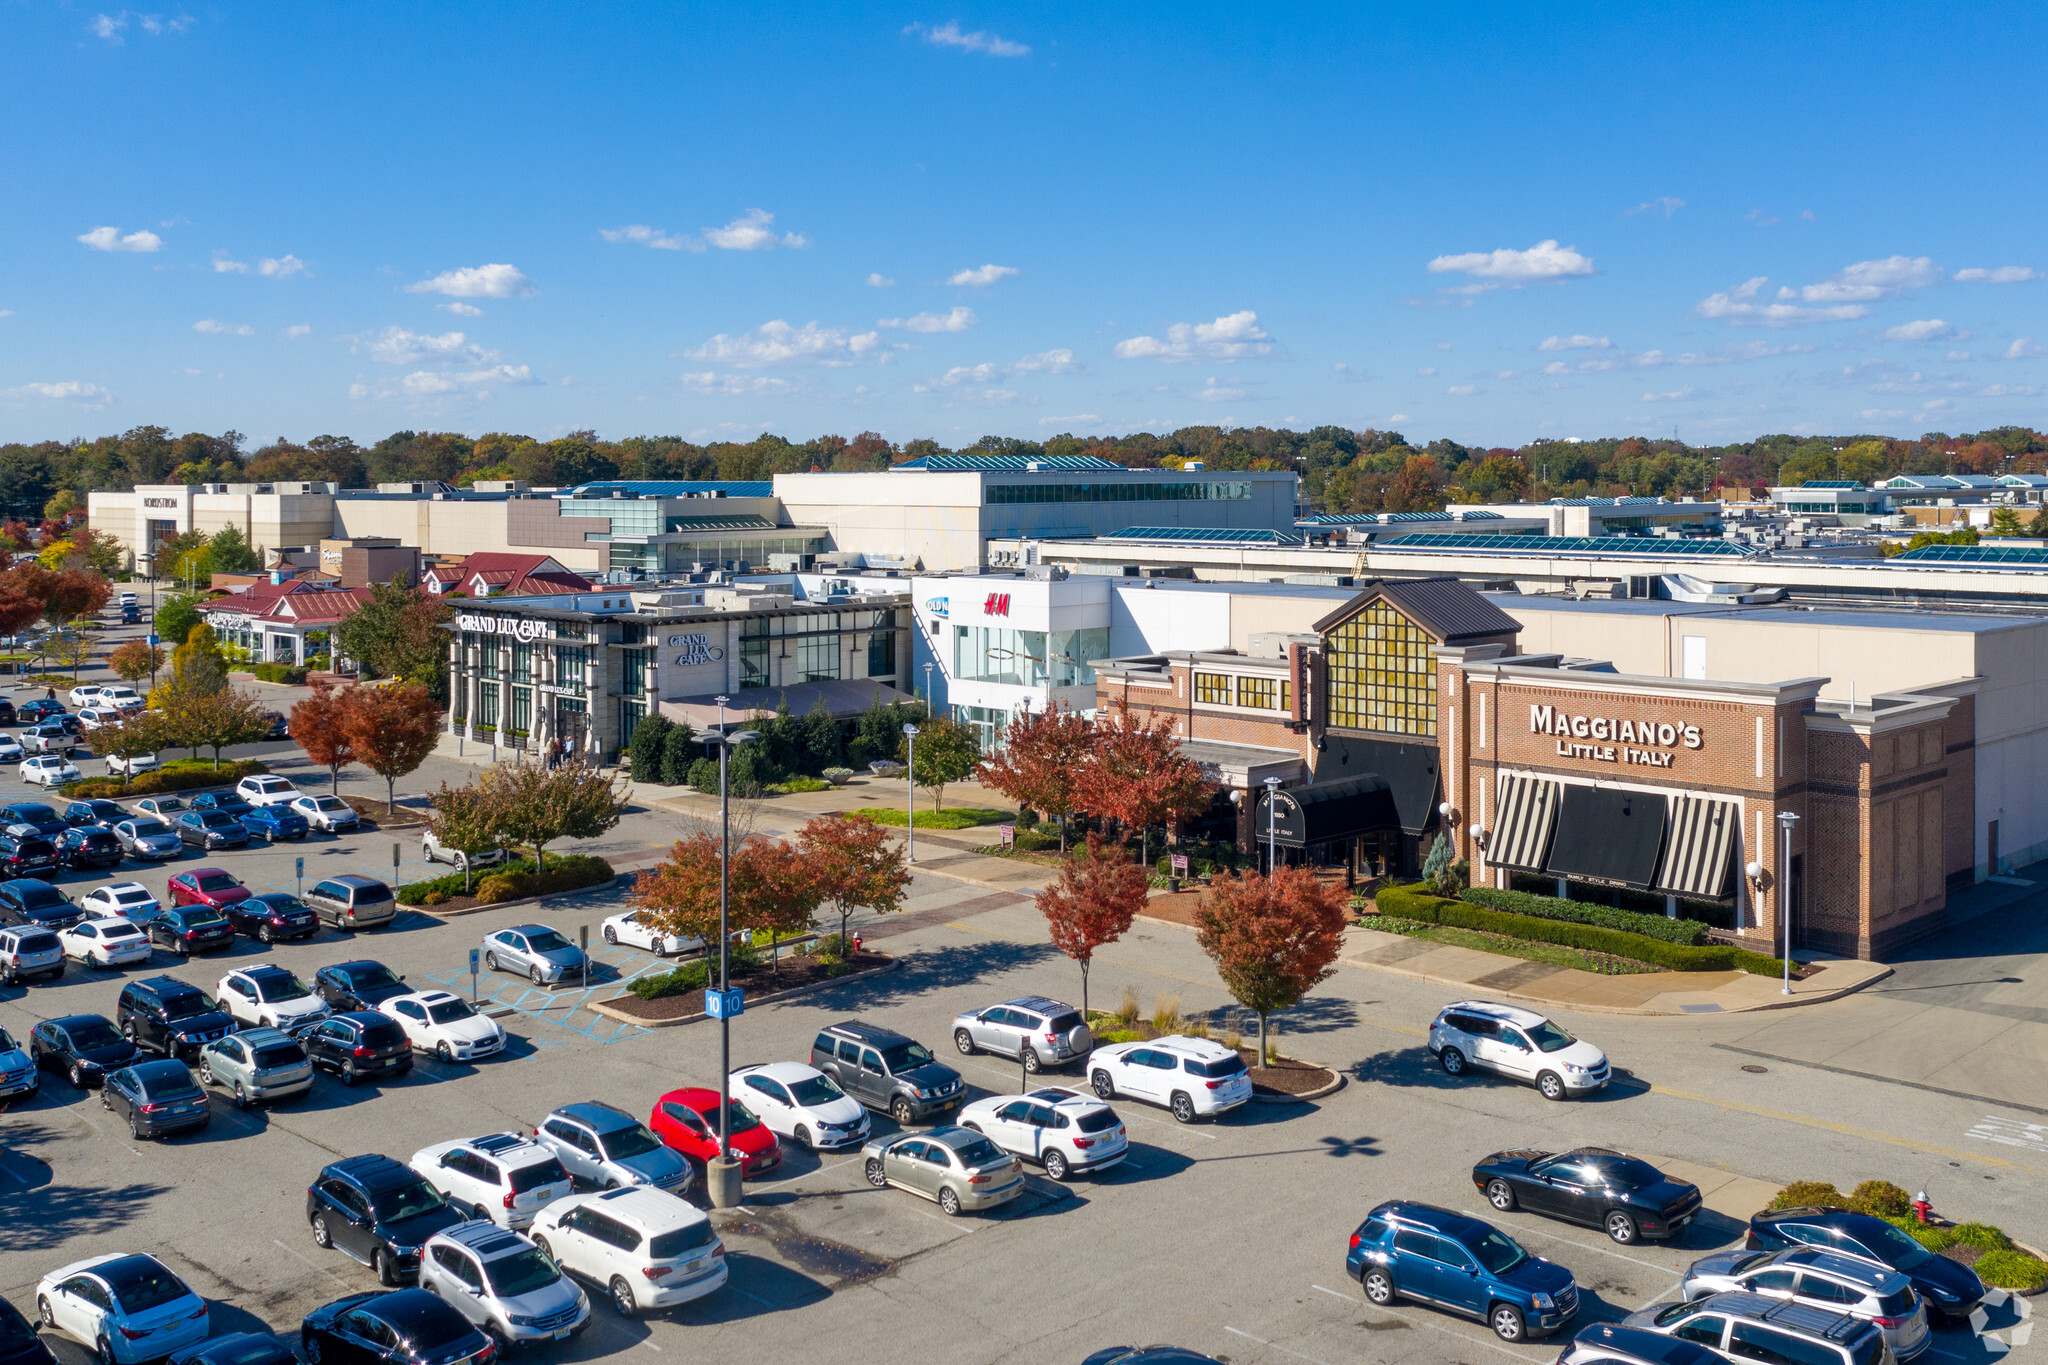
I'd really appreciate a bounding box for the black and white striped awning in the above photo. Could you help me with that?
[1653,794,1738,900]
[1490,773,1561,873]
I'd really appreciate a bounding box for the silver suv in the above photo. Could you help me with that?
[0,926,64,984]
[198,1026,313,1108]
[1626,1291,1892,1365]
[533,1102,692,1194]
[1681,1249,1929,1361]
[419,1221,590,1347]
[950,995,1093,1072]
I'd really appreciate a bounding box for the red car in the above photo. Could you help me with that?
[650,1087,782,1177]
[167,867,252,910]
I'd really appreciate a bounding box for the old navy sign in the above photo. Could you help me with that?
[666,632,725,666]
[924,597,949,617]
[456,614,547,642]
[1530,704,1701,769]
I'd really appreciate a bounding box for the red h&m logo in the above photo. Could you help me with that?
[983,592,1011,616]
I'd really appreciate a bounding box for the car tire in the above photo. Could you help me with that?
[68,1062,86,1088]
[130,1114,148,1141]
[484,951,499,972]
[608,1276,638,1319]
[302,1336,322,1365]
[1487,1179,1518,1212]
[1044,1149,1069,1181]
[795,1125,814,1152]
[890,1095,915,1124]
[37,1299,55,1331]
[1091,1069,1116,1100]
[603,924,618,945]
[1439,1046,1468,1076]
[1170,1091,1196,1124]
[532,1235,553,1261]
[233,1082,249,1110]
[1491,1304,1526,1342]
[864,1159,887,1188]
[938,1187,962,1216]
[530,966,544,986]
[954,1029,975,1056]
[95,1336,116,1365]
[1538,1071,1567,1101]
[197,1059,213,1085]
[340,1064,358,1087]
[1606,1211,1638,1244]
[436,1042,453,1063]
[1021,1047,1041,1074]
[258,924,274,944]
[1363,1269,1394,1305]
[374,1249,398,1286]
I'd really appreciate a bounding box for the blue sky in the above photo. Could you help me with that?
[3,1,2044,448]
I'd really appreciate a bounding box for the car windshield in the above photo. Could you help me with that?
[138,1068,203,1101]
[66,1019,121,1048]
[161,992,219,1020]
[196,873,240,891]
[256,896,309,915]
[1186,1054,1248,1078]
[1526,1020,1577,1052]
[250,972,309,1002]
[99,922,143,940]
[1654,1301,1703,1328]
[152,799,186,812]
[719,1100,763,1133]
[1467,1228,1528,1275]
[179,908,227,928]
[426,998,477,1025]
[17,932,56,952]
[947,1135,1008,1167]
[383,1302,473,1352]
[360,1022,407,1049]
[1075,1108,1119,1133]
[101,1258,188,1313]
[114,888,154,905]
[311,797,345,811]
[1586,1156,1663,1188]
[598,1123,664,1160]
[524,929,572,953]
[647,1221,718,1259]
[198,813,238,828]
[128,819,169,836]
[879,1041,935,1070]
[0,1027,14,1052]
[786,1073,845,1105]
[369,1178,446,1222]
[482,1248,561,1297]
[1860,1220,1933,1268]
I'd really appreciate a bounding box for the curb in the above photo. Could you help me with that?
[403,872,632,919]
[586,957,902,1029]
[1253,1071,1345,1105]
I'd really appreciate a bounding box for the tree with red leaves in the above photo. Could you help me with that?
[798,814,912,951]
[1193,866,1351,1067]
[290,682,358,793]
[729,836,820,974]
[976,704,1095,852]
[1074,699,1215,859]
[631,832,726,945]
[1035,834,1149,1017]
[0,570,41,640]
[341,682,444,813]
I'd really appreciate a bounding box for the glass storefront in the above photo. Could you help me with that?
[952,626,1108,688]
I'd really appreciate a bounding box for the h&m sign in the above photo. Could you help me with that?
[982,592,1011,617]
[1530,703,1701,769]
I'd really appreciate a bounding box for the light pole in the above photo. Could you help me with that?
[715,694,728,734]
[902,722,919,864]
[1777,811,1799,995]
[137,553,159,694]
[699,723,760,1208]
[1263,776,1281,874]
[923,661,934,706]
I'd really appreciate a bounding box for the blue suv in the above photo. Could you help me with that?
[1347,1201,1579,1341]
[1748,1207,1985,1322]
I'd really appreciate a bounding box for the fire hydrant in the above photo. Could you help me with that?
[1912,1192,1934,1224]
[850,931,863,957]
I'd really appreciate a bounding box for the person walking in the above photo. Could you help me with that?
[563,735,577,767]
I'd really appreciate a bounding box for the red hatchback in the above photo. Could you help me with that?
[167,867,252,910]
[651,1087,782,1177]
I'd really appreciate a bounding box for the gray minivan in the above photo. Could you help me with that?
[305,876,397,931]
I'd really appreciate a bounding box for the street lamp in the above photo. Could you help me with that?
[136,553,159,694]
[1777,811,1799,996]
[699,724,761,1208]
[902,723,920,863]
[923,661,934,706]
[1263,776,1281,874]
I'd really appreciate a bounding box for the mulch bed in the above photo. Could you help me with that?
[600,951,894,1022]
[1089,1014,1338,1097]
[342,796,428,828]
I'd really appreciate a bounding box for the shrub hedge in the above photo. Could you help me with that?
[65,759,269,798]
[1464,886,1714,946]
[630,959,713,1000]
[1373,884,1787,976]
[399,858,540,906]
[1975,1249,2048,1290]
[247,663,309,684]
[472,854,615,904]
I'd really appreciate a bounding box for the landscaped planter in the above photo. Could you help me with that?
[594,952,896,1027]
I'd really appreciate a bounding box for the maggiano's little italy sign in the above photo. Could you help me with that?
[1529,703,1702,769]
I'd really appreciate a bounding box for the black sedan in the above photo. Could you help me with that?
[63,799,127,829]
[175,810,249,850]
[1472,1146,1702,1244]
[143,905,237,956]
[314,961,412,1013]
[0,1294,55,1365]
[170,1332,299,1365]
[1748,1206,1985,1321]
[301,1290,496,1365]
[29,1013,142,1088]
[225,893,321,944]
[101,1058,212,1139]
[191,791,256,819]
[56,826,124,871]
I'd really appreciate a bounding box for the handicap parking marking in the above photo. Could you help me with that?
[421,961,652,1046]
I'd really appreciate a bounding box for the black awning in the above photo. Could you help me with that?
[1544,785,1668,890]
[1317,735,1440,835]
[1260,776,1402,849]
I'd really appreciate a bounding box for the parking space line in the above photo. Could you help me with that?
[1306,1284,1551,1363]
[1223,1324,1337,1365]
[1459,1210,1675,1272]
[270,1238,353,1290]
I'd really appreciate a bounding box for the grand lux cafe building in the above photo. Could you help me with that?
[1095,577,1979,961]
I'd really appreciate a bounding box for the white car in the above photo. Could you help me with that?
[215,963,330,1032]
[959,1085,1128,1181]
[291,794,359,832]
[380,989,506,1062]
[1089,1034,1253,1123]
[235,775,302,808]
[20,754,80,787]
[410,1133,575,1229]
[417,1223,589,1348]
[106,752,160,776]
[81,883,162,921]
[729,1061,871,1152]
[422,829,508,872]
[1428,1000,1611,1100]
[58,916,153,970]
[76,707,123,731]
[530,1187,727,1318]
[600,909,702,958]
[0,733,24,762]
[102,686,144,711]
[35,1253,209,1365]
[67,684,108,708]
[118,592,139,607]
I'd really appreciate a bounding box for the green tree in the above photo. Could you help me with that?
[204,525,262,573]
[659,723,699,786]
[1990,508,2025,538]
[183,687,276,769]
[154,594,203,649]
[332,582,455,700]
[41,489,78,521]
[626,712,673,781]
[798,696,843,773]
[425,778,501,893]
[899,714,980,812]
[483,761,630,870]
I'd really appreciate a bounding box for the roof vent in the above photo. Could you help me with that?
[1184,460,1204,470]
[1025,460,1043,472]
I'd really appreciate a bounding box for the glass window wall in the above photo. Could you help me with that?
[1325,601,1436,737]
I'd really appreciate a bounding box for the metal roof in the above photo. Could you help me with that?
[1889,543,2048,568]
[665,514,778,531]
[1312,577,1523,643]
[1800,480,1865,490]
[1371,532,1751,557]
[1545,496,1672,507]
[565,481,775,498]
[1295,510,1506,525]
[1100,526,1300,545]
[891,453,1126,472]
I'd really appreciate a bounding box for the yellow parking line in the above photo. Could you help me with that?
[1646,1083,2028,1171]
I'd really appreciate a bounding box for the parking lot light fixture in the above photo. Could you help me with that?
[700,724,759,1208]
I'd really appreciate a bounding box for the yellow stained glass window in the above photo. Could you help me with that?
[1235,675,1290,711]
[1195,672,1230,705]
[1325,601,1436,736]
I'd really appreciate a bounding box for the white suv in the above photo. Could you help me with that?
[236,776,302,808]
[1089,1035,1253,1123]
[1428,1000,1611,1101]
[529,1187,726,1319]
[959,1085,1127,1180]
[410,1134,574,1229]
[418,1221,589,1347]
[216,963,330,1032]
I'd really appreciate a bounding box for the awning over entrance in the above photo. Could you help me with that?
[661,679,920,731]
[1544,785,1668,890]
[1489,773,1561,874]
[1317,735,1440,835]
[1260,776,1401,849]
[1653,794,1737,900]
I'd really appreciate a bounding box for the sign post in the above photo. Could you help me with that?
[704,987,744,1020]
[1170,852,1188,891]
[468,947,480,1004]
[579,923,589,990]
[998,823,1015,848]
[295,856,304,900]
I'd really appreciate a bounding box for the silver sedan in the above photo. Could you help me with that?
[482,925,590,984]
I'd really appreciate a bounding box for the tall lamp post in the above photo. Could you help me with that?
[699,723,760,1208]
[136,553,159,694]
[902,722,919,864]
[1777,810,1799,996]
[1263,775,1281,874]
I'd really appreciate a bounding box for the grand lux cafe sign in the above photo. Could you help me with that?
[1530,704,1701,768]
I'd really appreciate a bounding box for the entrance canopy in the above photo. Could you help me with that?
[1259,775,1401,849]
[661,679,919,731]
[1653,794,1738,900]
[1489,773,1560,874]
[1544,785,1668,890]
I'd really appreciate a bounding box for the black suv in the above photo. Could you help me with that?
[0,828,58,880]
[303,1012,414,1085]
[0,803,68,838]
[306,1154,462,1284]
[117,976,239,1059]
[808,1019,966,1123]
[56,826,123,872]
[28,1013,141,1088]
[1747,1206,1986,1321]
[0,879,81,930]
[314,961,411,1013]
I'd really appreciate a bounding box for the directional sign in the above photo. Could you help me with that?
[705,987,745,1020]
[469,948,481,1003]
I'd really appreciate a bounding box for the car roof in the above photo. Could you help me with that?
[227,1026,296,1048]
[1024,1086,1108,1109]
[1684,1291,1877,1341]
[135,975,205,997]
[1568,1324,1724,1365]
[431,1222,530,1257]
[660,1087,723,1109]
[1774,1249,1905,1288]
[47,1013,116,1030]
[327,1154,425,1190]
[238,963,297,981]
[586,1185,704,1232]
[333,875,384,888]
[996,996,1076,1015]
[737,1060,825,1083]
[1148,1034,1236,1059]
[823,1018,908,1045]
[129,1058,194,1082]
[463,1132,556,1166]
[507,922,554,935]
[925,1126,997,1151]
[393,989,462,1006]
[1439,999,1551,1028]
[550,1101,636,1131]
[1370,1200,1495,1244]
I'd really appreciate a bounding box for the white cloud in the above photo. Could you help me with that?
[1954,266,2037,284]
[1445,385,1476,396]
[192,319,252,336]
[600,224,699,252]
[866,273,896,287]
[1114,310,1271,363]
[1416,367,1437,376]
[1624,197,1685,218]
[7,380,112,406]
[1427,239,1594,281]
[1011,348,1079,374]
[2006,338,2043,359]
[1197,378,1245,402]
[1696,276,1867,326]
[703,209,806,251]
[1980,384,2040,398]
[1640,385,1697,402]
[284,324,312,339]
[404,263,534,299]
[0,311,13,319]
[400,372,457,395]
[914,363,1001,393]
[878,306,977,333]
[905,20,1029,56]
[93,12,190,40]
[683,319,881,368]
[1793,255,1941,303]
[78,225,161,253]
[680,372,793,397]
[257,255,304,277]
[1038,414,1101,427]
[1947,350,1973,361]
[391,365,536,398]
[437,302,484,317]
[366,327,496,366]
[213,256,247,274]
[947,263,1019,288]
[1881,319,1953,342]
[1538,334,1612,351]
[90,13,125,39]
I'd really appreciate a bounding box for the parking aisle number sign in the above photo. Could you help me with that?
[469,948,481,1002]
[705,988,744,1019]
